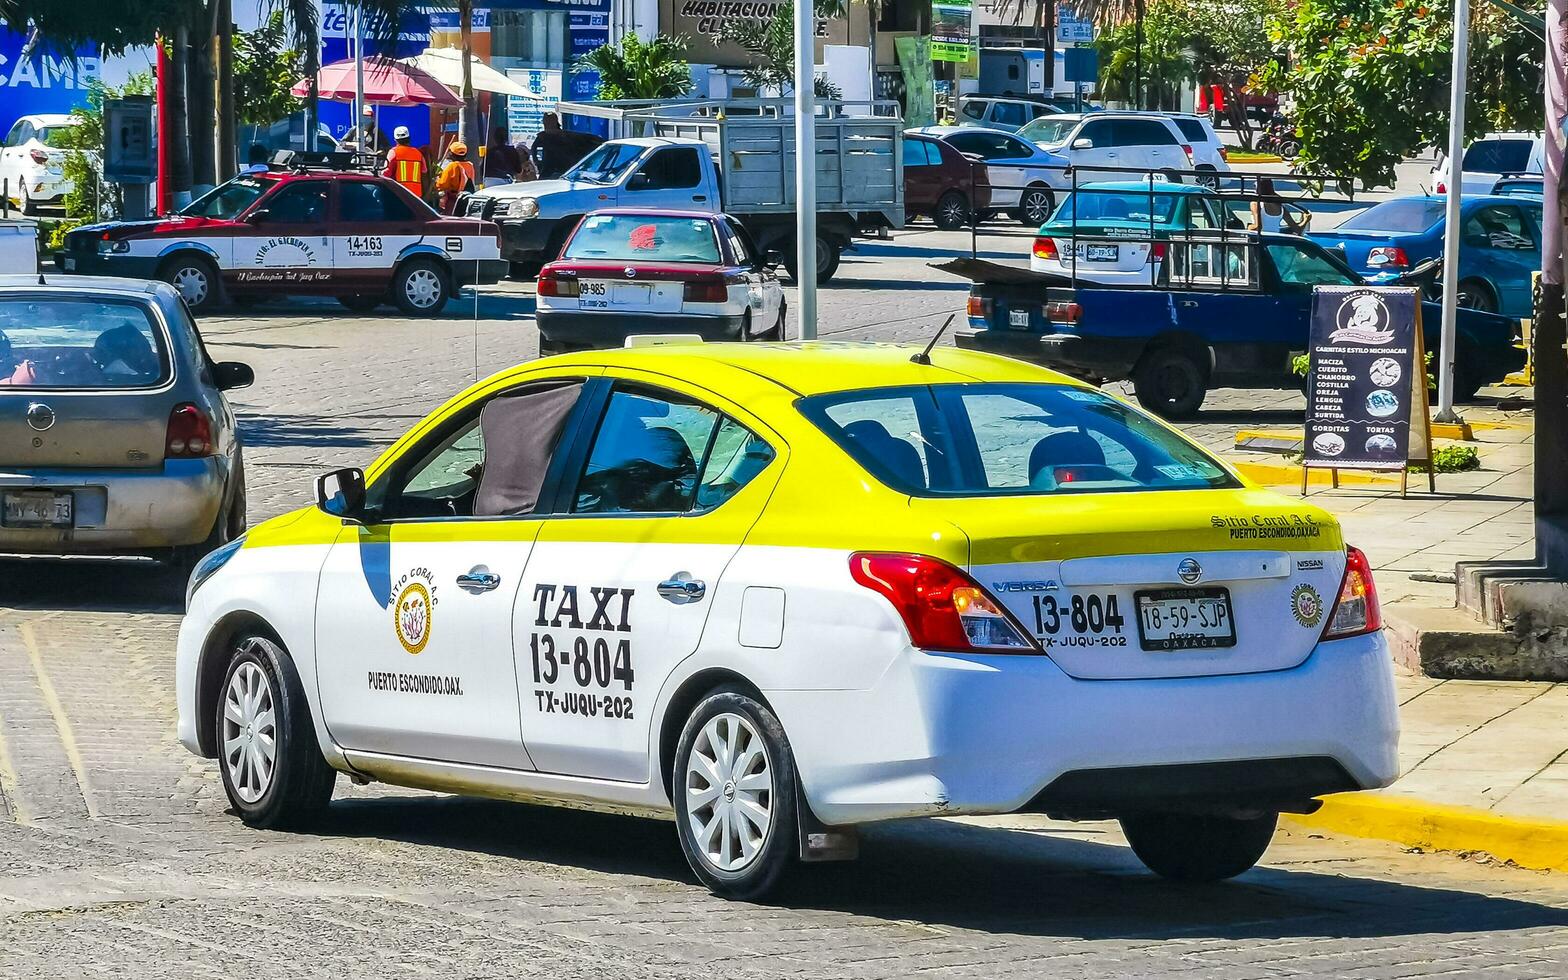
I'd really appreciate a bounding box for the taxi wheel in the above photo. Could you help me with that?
[392,259,451,316]
[1133,348,1208,419]
[20,188,39,215]
[674,688,799,900]
[1120,811,1278,882]
[160,255,219,313]
[217,635,336,829]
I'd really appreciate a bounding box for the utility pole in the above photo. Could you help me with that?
[1435,0,1469,423]
[354,0,366,151]
[794,0,818,339]
[216,0,235,177]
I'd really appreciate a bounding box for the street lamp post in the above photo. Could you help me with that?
[1435,0,1470,423]
[795,0,818,339]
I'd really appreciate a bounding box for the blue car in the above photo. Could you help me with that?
[1310,194,1542,318]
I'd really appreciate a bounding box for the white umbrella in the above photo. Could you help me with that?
[400,48,532,98]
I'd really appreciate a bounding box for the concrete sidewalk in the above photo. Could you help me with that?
[1187,387,1568,869]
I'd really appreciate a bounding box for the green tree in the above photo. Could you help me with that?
[1186,0,1282,149]
[233,11,303,126]
[48,74,155,223]
[575,33,694,100]
[1095,0,1195,109]
[717,0,845,99]
[1255,0,1544,191]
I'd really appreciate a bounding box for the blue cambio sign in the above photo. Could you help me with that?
[0,28,100,140]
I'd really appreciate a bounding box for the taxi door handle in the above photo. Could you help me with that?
[657,574,706,603]
[456,567,501,593]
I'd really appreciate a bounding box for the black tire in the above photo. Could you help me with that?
[159,254,221,313]
[20,188,39,215]
[1120,811,1278,881]
[216,634,337,829]
[1133,347,1209,419]
[391,258,451,316]
[934,190,970,230]
[782,235,841,285]
[1456,278,1497,314]
[167,455,246,580]
[1016,186,1054,226]
[337,294,384,313]
[673,687,799,900]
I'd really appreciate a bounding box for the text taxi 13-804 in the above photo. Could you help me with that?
[176,340,1397,900]
[57,168,506,316]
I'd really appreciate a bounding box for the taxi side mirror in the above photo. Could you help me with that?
[316,467,367,523]
[244,208,271,224]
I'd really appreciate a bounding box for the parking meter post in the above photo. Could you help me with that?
[794,0,818,341]
[1435,0,1470,424]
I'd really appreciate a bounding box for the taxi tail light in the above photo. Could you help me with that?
[1368,246,1409,269]
[967,294,992,319]
[537,271,578,298]
[1148,242,1168,264]
[167,403,216,458]
[1322,546,1382,640]
[29,148,48,166]
[1032,236,1058,260]
[683,278,728,303]
[849,553,1041,654]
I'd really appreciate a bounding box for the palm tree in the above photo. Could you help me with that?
[575,33,695,100]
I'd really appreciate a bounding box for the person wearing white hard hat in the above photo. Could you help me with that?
[383,125,429,200]
[343,104,389,155]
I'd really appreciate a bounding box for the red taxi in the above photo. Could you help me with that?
[57,167,506,316]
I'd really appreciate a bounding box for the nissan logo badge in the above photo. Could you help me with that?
[1177,557,1202,584]
[624,267,637,278]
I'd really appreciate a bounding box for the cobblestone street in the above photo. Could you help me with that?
[2,228,1566,977]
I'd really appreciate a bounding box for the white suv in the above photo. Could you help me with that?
[957,96,1061,133]
[1017,112,1193,181]
[1164,113,1231,185]
[1432,132,1544,196]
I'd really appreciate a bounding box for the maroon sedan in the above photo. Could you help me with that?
[904,131,992,230]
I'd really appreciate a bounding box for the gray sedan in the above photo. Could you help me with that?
[0,275,251,572]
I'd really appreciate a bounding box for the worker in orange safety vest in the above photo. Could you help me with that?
[382,126,429,201]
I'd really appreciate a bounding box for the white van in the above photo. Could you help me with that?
[1432,133,1544,196]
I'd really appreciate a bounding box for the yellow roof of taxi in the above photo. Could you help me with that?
[539,341,1074,396]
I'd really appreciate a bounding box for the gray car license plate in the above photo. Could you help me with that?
[1008,309,1030,328]
[3,491,73,528]
[1135,587,1235,651]
[1085,244,1119,262]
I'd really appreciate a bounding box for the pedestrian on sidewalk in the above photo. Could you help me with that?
[383,126,429,201]
[436,142,476,214]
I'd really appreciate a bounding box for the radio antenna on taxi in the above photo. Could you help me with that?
[911,314,955,366]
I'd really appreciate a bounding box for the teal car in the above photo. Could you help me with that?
[1030,182,1232,285]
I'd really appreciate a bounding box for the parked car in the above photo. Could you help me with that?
[1309,194,1542,318]
[903,131,993,230]
[0,114,83,215]
[1161,113,1231,185]
[953,234,1524,416]
[1016,112,1194,181]
[0,276,252,571]
[955,95,1061,132]
[1432,133,1544,196]
[1030,181,1229,285]
[58,167,506,315]
[536,209,785,353]
[1492,174,1544,199]
[915,126,1066,225]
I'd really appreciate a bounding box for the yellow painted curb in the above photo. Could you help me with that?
[1226,152,1283,164]
[1285,792,1568,873]
[1232,460,1401,487]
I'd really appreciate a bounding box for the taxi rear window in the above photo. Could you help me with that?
[564,214,721,264]
[799,383,1237,497]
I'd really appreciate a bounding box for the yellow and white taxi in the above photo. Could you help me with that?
[177,341,1398,898]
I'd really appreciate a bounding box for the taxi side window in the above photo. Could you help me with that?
[262,181,329,223]
[571,388,776,515]
[823,393,941,491]
[376,381,585,520]
[341,181,416,223]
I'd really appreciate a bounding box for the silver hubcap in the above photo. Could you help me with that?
[404,268,443,308]
[686,712,772,872]
[222,658,277,804]
[172,266,209,306]
[1025,192,1049,221]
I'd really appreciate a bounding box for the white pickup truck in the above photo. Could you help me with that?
[470,108,905,284]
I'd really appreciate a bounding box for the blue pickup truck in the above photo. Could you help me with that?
[948,233,1525,418]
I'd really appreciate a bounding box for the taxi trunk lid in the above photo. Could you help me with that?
[911,489,1348,680]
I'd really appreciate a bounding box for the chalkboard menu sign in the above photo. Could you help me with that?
[1304,286,1432,476]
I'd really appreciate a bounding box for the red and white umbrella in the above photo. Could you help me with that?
[291,56,462,108]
